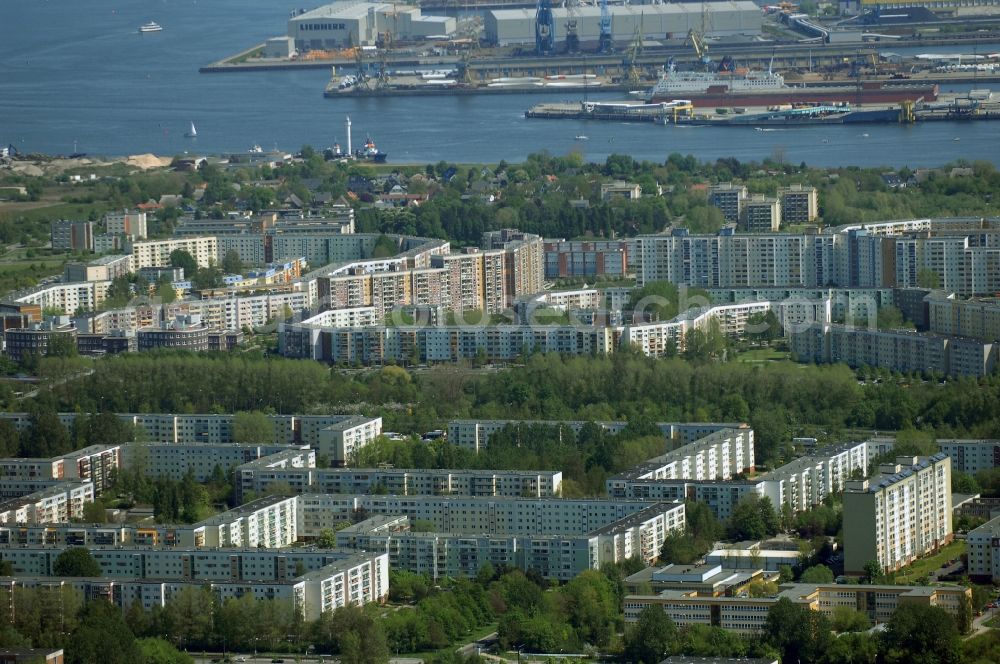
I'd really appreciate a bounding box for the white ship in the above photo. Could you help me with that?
[139,22,162,33]
[647,65,786,100]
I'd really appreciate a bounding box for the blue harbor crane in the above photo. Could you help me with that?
[598,0,613,53]
[535,0,555,55]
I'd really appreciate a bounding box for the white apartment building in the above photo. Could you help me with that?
[128,236,218,272]
[180,290,316,332]
[928,294,1000,341]
[0,445,121,497]
[0,482,94,525]
[607,428,756,488]
[123,442,305,482]
[13,281,111,315]
[336,501,685,580]
[843,454,952,574]
[63,255,133,283]
[706,287,892,324]
[237,463,563,502]
[0,551,388,620]
[296,493,683,540]
[790,323,997,378]
[967,514,1000,583]
[0,543,373,582]
[181,495,298,549]
[6,412,381,462]
[280,323,616,364]
[234,448,317,501]
[609,438,864,519]
[759,441,868,514]
[313,468,562,498]
[447,420,746,454]
[937,439,1000,474]
[636,219,1000,296]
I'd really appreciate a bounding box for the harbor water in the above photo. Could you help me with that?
[1,0,999,167]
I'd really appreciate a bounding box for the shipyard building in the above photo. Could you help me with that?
[485,2,762,47]
[288,2,456,50]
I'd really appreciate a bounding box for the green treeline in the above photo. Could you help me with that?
[355,421,668,496]
[40,352,1000,468]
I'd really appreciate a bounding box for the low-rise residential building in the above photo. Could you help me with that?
[600,181,645,201]
[3,320,77,363]
[624,563,777,597]
[967,514,1000,583]
[137,314,209,351]
[843,454,952,575]
[937,439,1000,474]
[624,583,970,634]
[0,648,65,664]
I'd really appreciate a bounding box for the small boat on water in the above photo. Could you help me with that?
[249,144,263,153]
[356,135,387,163]
[574,135,589,141]
[184,122,197,138]
[139,22,162,33]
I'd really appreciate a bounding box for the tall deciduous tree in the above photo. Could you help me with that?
[68,600,141,664]
[232,411,274,444]
[882,603,961,664]
[623,605,677,664]
[53,548,102,577]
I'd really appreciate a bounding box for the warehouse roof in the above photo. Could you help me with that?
[488,1,761,20]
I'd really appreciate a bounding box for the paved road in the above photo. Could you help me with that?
[457,632,497,658]
[967,605,999,639]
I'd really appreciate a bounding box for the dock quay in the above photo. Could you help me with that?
[525,92,1000,127]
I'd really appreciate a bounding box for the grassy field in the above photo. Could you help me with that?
[892,539,966,585]
[0,255,69,293]
[736,347,792,363]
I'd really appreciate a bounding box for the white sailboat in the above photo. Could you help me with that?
[184,121,197,138]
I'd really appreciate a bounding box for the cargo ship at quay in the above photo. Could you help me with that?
[643,66,940,107]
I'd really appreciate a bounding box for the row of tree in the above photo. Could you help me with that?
[36,350,1000,470]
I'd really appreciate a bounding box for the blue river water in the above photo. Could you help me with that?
[1,0,999,167]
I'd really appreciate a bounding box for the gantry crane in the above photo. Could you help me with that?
[564,0,580,54]
[535,0,555,55]
[623,16,644,87]
[598,0,613,54]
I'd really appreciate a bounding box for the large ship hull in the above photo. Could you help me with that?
[649,82,939,107]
